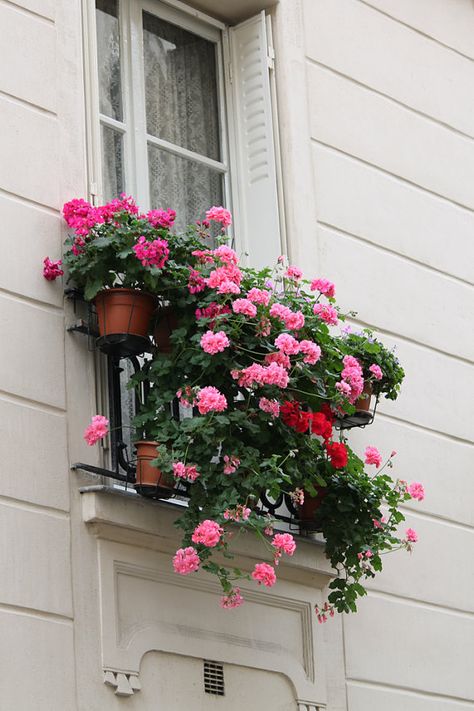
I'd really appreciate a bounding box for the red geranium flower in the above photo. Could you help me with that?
[325,441,348,469]
[310,412,333,441]
[281,401,311,433]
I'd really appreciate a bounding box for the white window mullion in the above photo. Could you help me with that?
[99,114,127,133]
[129,0,151,210]
[119,0,136,197]
[146,134,227,173]
[82,0,103,204]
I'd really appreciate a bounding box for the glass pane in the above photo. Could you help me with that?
[96,0,123,121]
[148,145,223,231]
[143,12,221,161]
[101,124,124,200]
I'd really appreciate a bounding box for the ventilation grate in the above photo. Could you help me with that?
[203,660,225,696]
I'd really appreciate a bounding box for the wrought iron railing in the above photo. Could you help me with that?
[67,290,374,529]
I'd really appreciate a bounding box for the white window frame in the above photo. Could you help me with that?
[83,0,235,236]
[82,0,286,472]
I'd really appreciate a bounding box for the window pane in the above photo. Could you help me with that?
[101,124,124,200]
[148,145,223,230]
[143,12,221,161]
[96,0,123,121]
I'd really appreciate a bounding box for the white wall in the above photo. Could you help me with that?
[0,0,95,708]
[275,0,474,708]
[1,0,473,709]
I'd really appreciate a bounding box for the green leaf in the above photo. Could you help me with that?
[84,279,104,301]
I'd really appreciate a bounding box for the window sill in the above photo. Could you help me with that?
[80,485,334,586]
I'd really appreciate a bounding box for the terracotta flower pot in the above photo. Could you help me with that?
[299,487,327,532]
[94,288,156,338]
[134,441,175,498]
[355,382,373,414]
[153,305,178,353]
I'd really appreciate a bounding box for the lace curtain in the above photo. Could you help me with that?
[143,12,223,230]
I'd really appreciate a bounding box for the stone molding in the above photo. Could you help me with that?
[81,488,334,705]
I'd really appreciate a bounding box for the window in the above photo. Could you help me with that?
[83,0,284,475]
[85,0,284,264]
[95,0,229,232]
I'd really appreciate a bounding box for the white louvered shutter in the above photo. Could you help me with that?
[229,12,282,270]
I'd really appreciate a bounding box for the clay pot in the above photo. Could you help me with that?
[153,305,178,353]
[94,288,156,338]
[134,441,175,498]
[299,487,327,532]
[355,382,373,414]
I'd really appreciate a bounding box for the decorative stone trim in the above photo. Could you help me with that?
[81,489,341,704]
[103,670,141,696]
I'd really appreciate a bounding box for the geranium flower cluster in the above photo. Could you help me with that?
[43,257,63,281]
[337,355,365,403]
[63,200,414,619]
[132,236,169,269]
[173,462,200,482]
[83,415,109,446]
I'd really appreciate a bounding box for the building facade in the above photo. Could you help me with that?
[0,0,473,709]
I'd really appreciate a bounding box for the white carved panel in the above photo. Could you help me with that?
[96,539,328,705]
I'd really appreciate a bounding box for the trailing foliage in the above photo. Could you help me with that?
[50,196,422,618]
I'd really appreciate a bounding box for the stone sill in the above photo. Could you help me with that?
[80,485,334,587]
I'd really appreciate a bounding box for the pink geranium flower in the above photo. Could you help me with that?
[223,505,250,522]
[310,278,335,297]
[192,520,223,547]
[247,288,271,306]
[285,266,303,281]
[313,303,338,325]
[200,330,230,355]
[207,264,242,290]
[232,299,257,318]
[132,236,169,268]
[223,455,240,474]
[259,397,280,418]
[285,310,305,330]
[405,528,418,543]
[147,208,176,229]
[274,333,300,355]
[365,446,383,467]
[213,244,238,265]
[265,352,291,369]
[196,386,228,414]
[262,362,289,388]
[83,415,109,446]
[173,462,200,482]
[251,562,277,587]
[173,547,200,575]
[369,364,383,380]
[272,533,296,556]
[43,257,64,281]
[217,280,240,294]
[408,482,425,501]
[188,268,207,294]
[299,340,321,365]
[205,206,232,228]
[220,588,244,609]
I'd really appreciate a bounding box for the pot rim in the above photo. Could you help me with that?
[94,287,157,301]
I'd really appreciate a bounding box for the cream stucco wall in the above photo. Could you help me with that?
[273,1,474,709]
[0,0,473,709]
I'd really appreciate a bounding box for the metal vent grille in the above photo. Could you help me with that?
[203,660,225,696]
